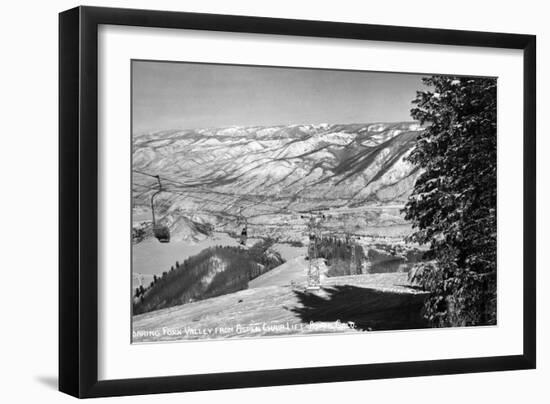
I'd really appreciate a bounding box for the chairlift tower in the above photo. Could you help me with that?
[302,212,325,290]
[345,232,360,275]
[350,240,357,275]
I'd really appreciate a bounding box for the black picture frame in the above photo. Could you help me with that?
[59,5,536,398]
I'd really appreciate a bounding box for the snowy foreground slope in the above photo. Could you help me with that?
[132,122,424,242]
[132,269,428,342]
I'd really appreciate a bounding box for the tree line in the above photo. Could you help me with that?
[133,239,284,315]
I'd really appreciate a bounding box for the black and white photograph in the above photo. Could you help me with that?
[0,0,545,401]
[130,61,497,343]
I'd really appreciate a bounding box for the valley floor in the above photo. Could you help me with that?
[132,271,429,343]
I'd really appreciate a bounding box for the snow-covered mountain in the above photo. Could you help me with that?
[132,122,424,241]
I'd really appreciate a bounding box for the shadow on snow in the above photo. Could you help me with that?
[291,285,429,332]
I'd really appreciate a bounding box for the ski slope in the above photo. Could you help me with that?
[132,271,428,342]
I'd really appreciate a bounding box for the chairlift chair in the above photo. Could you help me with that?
[237,207,248,246]
[240,226,248,246]
[150,175,170,243]
[153,224,170,243]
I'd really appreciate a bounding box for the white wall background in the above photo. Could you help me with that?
[0,0,546,402]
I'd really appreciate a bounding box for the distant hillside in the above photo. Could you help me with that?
[133,239,284,314]
[132,122,424,242]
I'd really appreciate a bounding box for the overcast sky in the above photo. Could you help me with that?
[132,60,426,134]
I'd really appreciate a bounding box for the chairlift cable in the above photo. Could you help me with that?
[133,169,378,229]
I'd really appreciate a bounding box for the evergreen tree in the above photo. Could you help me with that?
[404,76,497,327]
